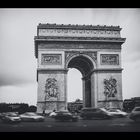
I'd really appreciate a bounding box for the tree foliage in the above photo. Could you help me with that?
[0,103,36,114]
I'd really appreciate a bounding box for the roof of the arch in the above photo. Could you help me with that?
[34,23,126,58]
[37,23,122,31]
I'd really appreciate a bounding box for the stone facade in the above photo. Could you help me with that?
[34,23,126,113]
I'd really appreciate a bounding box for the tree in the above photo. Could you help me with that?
[28,105,37,112]
[18,103,29,114]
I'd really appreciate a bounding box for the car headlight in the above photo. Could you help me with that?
[9,118,15,121]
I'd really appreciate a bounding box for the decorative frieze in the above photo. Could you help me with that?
[38,29,120,38]
[38,23,122,38]
[101,54,119,65]
[41,54,62,65]
[35,36,125,42]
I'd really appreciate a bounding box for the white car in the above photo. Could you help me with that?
[49,112,57,118]
[129,107,140,122]
[19,112,45,122]
[105,108,128,117]
[1,112,21,123]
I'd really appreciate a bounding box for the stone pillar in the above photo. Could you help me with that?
[82,78,85,108]
[82,75,91,108]
[91,72,98,108]
[64,70,68,110]
[93,51,123,109]
[96,71,123,109]
[37,69,68,114]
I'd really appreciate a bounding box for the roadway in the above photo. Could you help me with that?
[0,116,140,132]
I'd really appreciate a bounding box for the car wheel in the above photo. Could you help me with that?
[135,118,140,122]
[103,115,110,119]
[82,117,87,120]
[118,115,123,118]
[72,118,78,122]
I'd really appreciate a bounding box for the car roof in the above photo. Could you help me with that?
[82,107,97,109]
[81,108,100,111]
[133,107,140,110]
[22,112,37,115]
[134,106,140,109]
[55,110,69,113]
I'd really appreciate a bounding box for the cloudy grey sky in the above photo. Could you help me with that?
[0,8,140,105]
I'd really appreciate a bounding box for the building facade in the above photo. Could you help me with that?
[123,97,140,112]
[67,99,83,113]
[34,23,126,113]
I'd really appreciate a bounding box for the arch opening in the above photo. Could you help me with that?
[67,55,94,77]
[67,68,82,102]
[67,55,94,108]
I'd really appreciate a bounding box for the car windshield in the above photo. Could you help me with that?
[100,108,108,112]
[56,110,70,113]
[116,110,122,112]
[57,112,71,115]
[63,112,71,115]
[82,109,97,112]
[24,113,37,116]
[108,109,117,112]
[5,112,18,116]
[134,108,140,111]
[7,114,18,117]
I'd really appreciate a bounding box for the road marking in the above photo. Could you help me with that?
[12,125,18,127]
[110,124,126,126]
[47,125,52,127]
[83,124,87,127]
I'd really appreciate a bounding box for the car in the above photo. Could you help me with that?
[49,111,57,118]
[0,112,5,119]
[105,108,128,118]
[80,108,112,120]
[1,112,21,123]
[19,112,45,122]
[129,107,140,122]
[54,110,78,122]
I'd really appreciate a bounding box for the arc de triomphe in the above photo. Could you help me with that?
[34,23,126,113]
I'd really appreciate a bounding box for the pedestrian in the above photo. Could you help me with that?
[43,110,45,116]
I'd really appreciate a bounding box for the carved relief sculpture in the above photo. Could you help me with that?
[101,54,119,65]
[104,77,117,98]
[44,78,59,100]
[41,54,62,65]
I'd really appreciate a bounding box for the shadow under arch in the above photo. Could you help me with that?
[67,54,95,107]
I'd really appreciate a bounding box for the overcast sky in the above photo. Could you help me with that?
[0,8,140,105]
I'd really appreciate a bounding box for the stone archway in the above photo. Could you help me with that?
[34,23,126,113]
[67,54,94,108]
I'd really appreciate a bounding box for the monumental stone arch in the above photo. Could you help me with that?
[34,23,126,113]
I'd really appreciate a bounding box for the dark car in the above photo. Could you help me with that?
[1,112,21,123]
[80,108,113,120]
[129,107,140,122]
[54,110,78,122]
